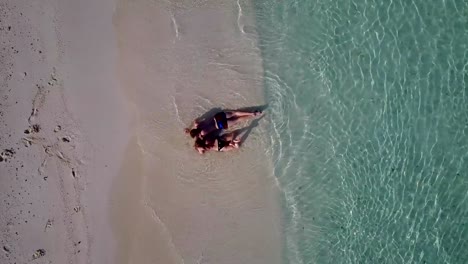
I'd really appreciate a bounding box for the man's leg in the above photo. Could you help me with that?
[225,110,260,119]
[226,115,255,127]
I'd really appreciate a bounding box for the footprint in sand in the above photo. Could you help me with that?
[23,124,41,134]
[32,249,46,260]
[0,148,15,162]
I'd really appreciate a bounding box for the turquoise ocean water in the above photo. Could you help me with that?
[253,0,468,263]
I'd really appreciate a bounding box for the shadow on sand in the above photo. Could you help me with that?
[230,115,265,145]
[195,104,269,123]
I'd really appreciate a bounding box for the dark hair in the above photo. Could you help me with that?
[194,138,207,150]
[189,128,201,138]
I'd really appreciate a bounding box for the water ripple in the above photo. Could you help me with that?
[255,0,468,263]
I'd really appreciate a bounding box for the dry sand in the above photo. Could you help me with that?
[1,0,130,263]
[1,0,282,263]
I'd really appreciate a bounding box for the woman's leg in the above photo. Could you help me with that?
[220,133,241,150]
[220,132,236,142]
[219,145,237,152]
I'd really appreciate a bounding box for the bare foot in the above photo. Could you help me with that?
[231,141,240,148]
[253,110,262,116]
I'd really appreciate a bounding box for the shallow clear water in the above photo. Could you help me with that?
[253,0,468,263]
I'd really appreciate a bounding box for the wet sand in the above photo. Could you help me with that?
[0,0,282,263]
[112,0,282,263]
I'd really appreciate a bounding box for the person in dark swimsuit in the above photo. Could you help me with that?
[213,112,228,130]
[185,110,261,139]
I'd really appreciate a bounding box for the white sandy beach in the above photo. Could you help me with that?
[0,0,282,263]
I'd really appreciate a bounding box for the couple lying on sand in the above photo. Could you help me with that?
[185,109,262,154]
